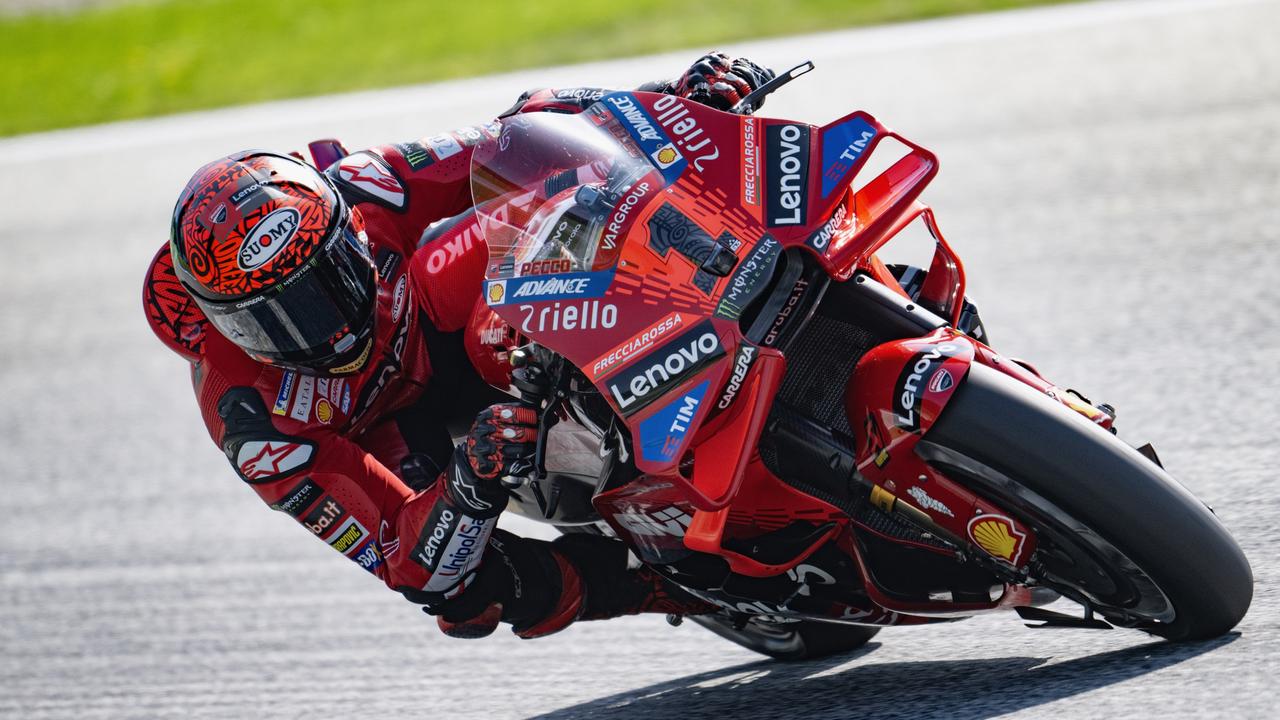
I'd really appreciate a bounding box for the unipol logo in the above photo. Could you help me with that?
[238,207,300,271]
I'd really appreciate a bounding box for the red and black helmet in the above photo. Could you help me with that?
[170,151,377,375]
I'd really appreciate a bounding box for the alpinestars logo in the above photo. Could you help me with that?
[336,153,406,209]
[235,440,315,482]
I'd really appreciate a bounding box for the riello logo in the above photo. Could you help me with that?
[239,207,300,271]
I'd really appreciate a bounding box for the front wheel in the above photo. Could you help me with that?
[925,363,1252,640]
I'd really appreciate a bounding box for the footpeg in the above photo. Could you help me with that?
[1015,606,1112,630]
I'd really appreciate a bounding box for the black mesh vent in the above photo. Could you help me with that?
[773,312,883,438]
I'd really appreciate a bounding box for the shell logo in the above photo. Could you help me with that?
[967,514,1027,564]
[315,398,334,424]
[656,147,678,164]
[486,280,506,305]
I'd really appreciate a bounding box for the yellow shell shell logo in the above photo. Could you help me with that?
[487,282,505,304]
[967,514,1026,563]
[655,146,678,165]
[315,398,333,424]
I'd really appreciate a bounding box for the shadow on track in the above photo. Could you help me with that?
[534,633,1238,720]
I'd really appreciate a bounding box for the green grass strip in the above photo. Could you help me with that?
[1,0,1074,136]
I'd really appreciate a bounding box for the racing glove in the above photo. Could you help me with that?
[669,52,777,112]
[445,403,540,517]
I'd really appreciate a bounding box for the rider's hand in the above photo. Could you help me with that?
[672,52,776,112]
[446,403,539,516]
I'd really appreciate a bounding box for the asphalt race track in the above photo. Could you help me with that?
[2,1,1278,717]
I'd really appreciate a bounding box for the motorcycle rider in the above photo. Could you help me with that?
[144,54,775,639]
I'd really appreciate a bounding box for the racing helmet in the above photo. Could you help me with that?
[170,151,377,375]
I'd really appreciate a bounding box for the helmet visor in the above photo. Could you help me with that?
[199,226,376,366]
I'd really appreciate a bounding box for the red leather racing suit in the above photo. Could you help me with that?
[143,85,713,638]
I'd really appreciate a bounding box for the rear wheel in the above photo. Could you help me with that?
[925,363,1252,640]
[690,615,880,661]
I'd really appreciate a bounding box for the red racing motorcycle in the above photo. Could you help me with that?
[461,64,1252,659]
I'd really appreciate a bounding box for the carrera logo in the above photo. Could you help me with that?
[518,300,616,334]
[806,203,848,252]
[238,207,300,271]
[892,343,959,431]
[236,440,314,482]
[605,322,724,416]
[716,345,756,410]
[766,124,810,227]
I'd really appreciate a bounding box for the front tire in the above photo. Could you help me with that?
[926,363,1252,640]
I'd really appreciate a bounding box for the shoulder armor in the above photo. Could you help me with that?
[217,386,317,484]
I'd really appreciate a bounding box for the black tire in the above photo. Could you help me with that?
[926,363,1253,641]
[690,615,880,661]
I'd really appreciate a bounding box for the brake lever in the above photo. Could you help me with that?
[731,60,815,115]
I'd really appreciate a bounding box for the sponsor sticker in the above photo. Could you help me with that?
[413,504,461,572]
[928,369,955,393]
[425,133,463,160]
[484,271,613,306]
[639,380,711,463]
[907,486,954,517]
[336,152,406,209]
[587,311,684,380]
[967,513,1027,564]
[341,385,351,414]
[422,514,496,593]
[765,123,810,227]
[270,477,323,517]
[272,371,297,415]
[327,516,369,556]
[238,207,300,271]
[351,539,384,574]
[390,275,408,323]
[315,398,334,425]
[715,234,781,320]
[301,496,346,539]
[236,440,315,482]
[600,92,688,183]
[806,202,849,254]
[892,343,960,431]
[396,142,435,171]
[604,321,724,416]
[716,345,757,410]
[820,115,878,198]
[741,116,762,216]
[289,375,315,422]
[518,300,616,335]
[650,94,721,172]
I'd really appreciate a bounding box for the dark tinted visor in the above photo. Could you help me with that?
[200,227,375,364]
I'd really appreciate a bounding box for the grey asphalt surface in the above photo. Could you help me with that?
[2,1,1278,717]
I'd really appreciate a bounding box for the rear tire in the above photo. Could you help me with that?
[927,363,1252,640]
[690,615,880,661]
